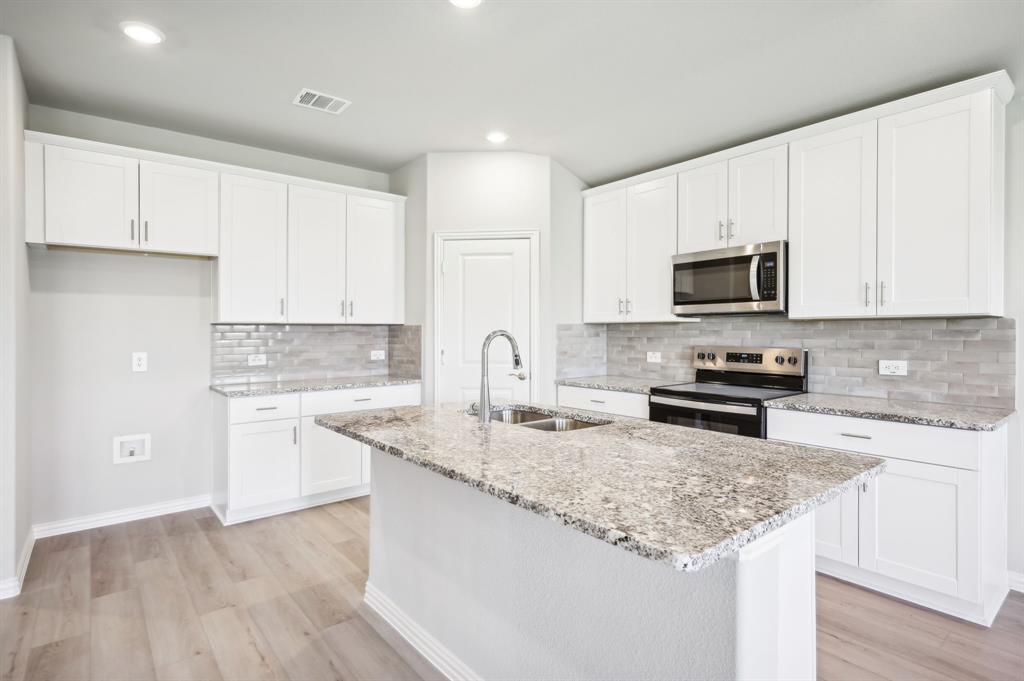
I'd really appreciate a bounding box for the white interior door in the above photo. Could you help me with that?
[677,161,728,254]
[288,185,347,323]
[437,237,532,406]
[139,160,219,255]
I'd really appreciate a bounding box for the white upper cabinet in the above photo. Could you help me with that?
[877,92,1001,317]
[139,160,219,256]
[346,195,405,324]
[677,161,728,254]
[44,146,139,250]
[287,185,348,324]
[626,176,677,322]
[789,121,878,319]
[583,189,629,322]
[218,174,288,323]
[727,144,788,247]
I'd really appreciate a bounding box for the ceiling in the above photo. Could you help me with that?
[2,0,1022,186]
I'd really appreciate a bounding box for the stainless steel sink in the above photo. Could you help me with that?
[519,417,605,432]
[488,408,551,425]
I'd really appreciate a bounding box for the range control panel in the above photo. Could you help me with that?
[693,346,806,376]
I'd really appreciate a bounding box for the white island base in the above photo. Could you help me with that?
[363,450,817,681]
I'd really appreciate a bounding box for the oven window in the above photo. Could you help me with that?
[674,254,775,305]
[650,403,763,438]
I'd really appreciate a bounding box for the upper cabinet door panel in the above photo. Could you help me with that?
[677,161,728,254]
[218,174,288,323]
[288,185,347,324]
[727,144,788,246]
[788,121,878,319]
[346,195,404,324]
[627,175,677,322]
[44,146,139,249]
[139,160,219,256]
[877,92,993,317]
[583,189,628,323]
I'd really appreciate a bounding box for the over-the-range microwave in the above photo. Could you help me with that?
[671,240,787,316]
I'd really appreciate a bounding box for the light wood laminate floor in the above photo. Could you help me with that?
[2,498,1022,681]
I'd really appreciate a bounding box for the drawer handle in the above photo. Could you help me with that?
[354,397,373,403]
[590,399,606,404]
[840,432,872,440]
[255,406,278,411]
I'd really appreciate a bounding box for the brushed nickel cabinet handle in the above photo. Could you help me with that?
[144,220,149,242]
[718,220,725,240]
[255,406,278,411]
[293,426,297,445]
[341,299,347,318]
[130,218,135,241]
[865,282,871,307]
[840,432,872,440]
[879,281,886,306]
[618,298,624,314]
[349,301,354,318]
[280,298,285,316]
[590,399,606,404]
[354,397,373,403]
[728,218,736,239]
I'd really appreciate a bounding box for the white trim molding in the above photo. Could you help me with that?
[0,528,35,600]
[1009,571,1024,594]
[364,581,481,681]
[31,494,211,539]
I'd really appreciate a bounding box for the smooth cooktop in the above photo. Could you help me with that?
[652,382,805,404]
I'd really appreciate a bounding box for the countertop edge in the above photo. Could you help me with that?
[764,400,1011,432]
[210,377,422,398]
[554,377,654,395]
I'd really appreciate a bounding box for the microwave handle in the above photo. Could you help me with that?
[749,254,761,301]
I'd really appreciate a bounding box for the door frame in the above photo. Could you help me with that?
[432,230,541,407]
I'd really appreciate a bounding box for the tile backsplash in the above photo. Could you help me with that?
[558,316,1015,409]
[212,324,421,385]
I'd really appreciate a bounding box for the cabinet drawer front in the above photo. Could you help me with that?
[300,383,421,416]
[230,394,301,424]
[557,385,649,419]
[767,409,980,470]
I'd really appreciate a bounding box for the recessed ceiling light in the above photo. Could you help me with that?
[119,21,165,45]
[486,131,508,144]
[450,0,482,8]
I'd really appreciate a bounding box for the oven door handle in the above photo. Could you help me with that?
[650,395,758,416]
[749,254,761,301]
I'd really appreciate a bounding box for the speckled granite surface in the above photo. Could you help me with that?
[316,403,884,572]
[555,375,667,394]
[210,375,421,398]
[765,393,1013,431]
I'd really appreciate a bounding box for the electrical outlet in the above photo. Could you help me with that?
[132,352,148,372]
[646,351,662,363]
[370,350,386,361]
[878,359,908,376]
[247,353,268,367]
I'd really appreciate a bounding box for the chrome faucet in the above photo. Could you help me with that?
[478,329,526,423]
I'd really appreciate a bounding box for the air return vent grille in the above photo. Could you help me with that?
[292,88,351,115]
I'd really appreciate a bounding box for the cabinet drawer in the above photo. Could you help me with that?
[557,385,649,419]
[229,394,300,424]
[767,409,980,471]
[301,383,421,417]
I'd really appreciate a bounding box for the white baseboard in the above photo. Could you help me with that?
[0,530,35,599]
[1009,570,1024,593]
[364,581,480,681]
[218,485,369,526]
[32,494,212,539]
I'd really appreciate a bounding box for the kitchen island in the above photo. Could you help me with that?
[316,403,884,680]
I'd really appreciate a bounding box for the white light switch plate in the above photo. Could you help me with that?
[247,353,268,367]
[132,352,148,372]
[371,350,386,361]
[879,359,908,376]
[646,351,662,363]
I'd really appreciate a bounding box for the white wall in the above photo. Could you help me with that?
[0,34,31,590]
[1006,94,1024,577]
[550,160,586,327]
[28,105,391,192]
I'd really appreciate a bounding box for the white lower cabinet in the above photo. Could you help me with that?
[300,416,363,496]
[229,419,301,510]
[556,385,649,419]
[768,409,1007,625]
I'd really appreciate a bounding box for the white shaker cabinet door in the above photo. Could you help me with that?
[814,487,859,566]
[346,195,404,324]
[727,144,788,247]
[44,145,139,250]
[300,416,362,496]
[788,121,877,318]
[877,92,995,317]
[677,161,728,254]
[229,419,301,510]
[858,458,980,601]
[626,175,677,322]
[217,174,288,323]
[583,189,628,322]
[139,160,219,256]
[288,185,347,323]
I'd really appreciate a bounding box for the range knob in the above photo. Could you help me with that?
[696,352,706,360]
[707,352,716,361]
[774,356,786,365]
[787,356,799,365]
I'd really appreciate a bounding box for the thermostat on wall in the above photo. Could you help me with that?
[113,433,151,464]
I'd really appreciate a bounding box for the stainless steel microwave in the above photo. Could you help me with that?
[671,241,787,315]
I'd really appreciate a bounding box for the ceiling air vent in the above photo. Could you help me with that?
[292,88,351,115]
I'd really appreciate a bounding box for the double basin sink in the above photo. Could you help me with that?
[486,408,607,432]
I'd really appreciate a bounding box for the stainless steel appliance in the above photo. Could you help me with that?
[649,346,807,438]
[671,240,786,316]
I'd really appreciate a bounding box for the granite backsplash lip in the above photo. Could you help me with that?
[765,392,1014,431]
[555,375,667,394]
[315,403,885,572]
[210,375,421,398]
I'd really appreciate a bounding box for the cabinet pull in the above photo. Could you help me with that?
[341,299,347,318]
[861,482,868,493]
[144,220,149,242]
[590,399,606,404]
[718,220,725,240]
[728,218,736,239]
[293,426,297,444]
[879,281,886,306]
[840,432,872,440]
[864,282,871,307]
[625,298,631,314]
[354,397,373,402]
[130,218,135,241]
[280,298,285,316]
[618,298,624,314]
[255,406,278,411]
[349,301,354,318]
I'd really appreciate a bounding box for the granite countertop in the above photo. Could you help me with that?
[210,375,421,398]
[765,393,1014,431]
[316,403,884,572]
[555,375,668,394]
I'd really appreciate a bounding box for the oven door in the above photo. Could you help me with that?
[649,395,765,438]
[672,240,785,315]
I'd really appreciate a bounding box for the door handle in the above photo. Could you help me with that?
[718,220,725,240]
[508,371,527,380]
[749,255,761,301]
